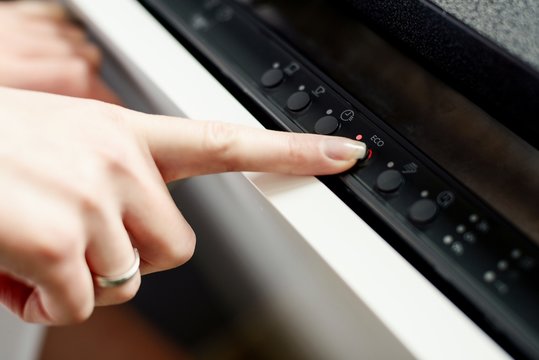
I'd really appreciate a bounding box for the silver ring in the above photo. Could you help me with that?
[94,248,140,288]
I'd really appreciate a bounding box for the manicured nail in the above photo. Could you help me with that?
[323,138,367,161]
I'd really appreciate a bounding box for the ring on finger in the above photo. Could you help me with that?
[94,248,140,288]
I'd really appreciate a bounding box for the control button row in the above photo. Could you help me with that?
[260,68,357,140]
[374,169,438,224]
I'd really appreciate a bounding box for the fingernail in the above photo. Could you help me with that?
[323,138,367,161]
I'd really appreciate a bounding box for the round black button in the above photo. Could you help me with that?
[314,116,340,135]
[261,69,284,88]
[408,199,438,224]
[287,92,311,112]
[376,170,404,193]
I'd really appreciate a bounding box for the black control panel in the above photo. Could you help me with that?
[140,0,539,357]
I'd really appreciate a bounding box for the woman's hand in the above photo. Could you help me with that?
[0,87,366,325]
[0,1,119,103]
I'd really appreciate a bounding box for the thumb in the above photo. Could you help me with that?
[0,274,37,321]
[123,109,367,182]
[0,272,90,325]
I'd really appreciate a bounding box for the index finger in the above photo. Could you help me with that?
[124,110,367,182]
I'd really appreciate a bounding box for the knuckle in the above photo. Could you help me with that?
[179,226,197,264]
[161,226,197,269]
[80,105,140,182]
[97,101,128,127]
[202,122,239,171]
[286,135,309,164]
[75,186,103,216]
[101,148,134,180]
[51,286,94,324]
[68,173,112,220]
[32,227,82,267]
[64,303,93,324]
[95,107,140,176]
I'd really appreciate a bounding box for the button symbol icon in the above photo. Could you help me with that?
[437,190,455,208]
[497,260,509,271]
[402,162,418,174]
[215,6,234,22]
[511,249,522,259]
[191,14,210,31]
[284,62,300,76]
[494,281,509,294]
[483,271,496,283]
[312,85,326,98]
[340,109,355,122]
[451,242,464,256]
[443,235,454,245]
[463,232,477,244]
[519,256,536,270]
[476,220,490,233]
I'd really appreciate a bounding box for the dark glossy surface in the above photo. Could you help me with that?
[345,0,539,147]
[247,0,539,246]
[431,0,539,72]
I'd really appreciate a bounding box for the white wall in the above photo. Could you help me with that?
[0,307,44,360]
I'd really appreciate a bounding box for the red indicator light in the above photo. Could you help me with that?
[356,134,363,141]
[367,149,373,159]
